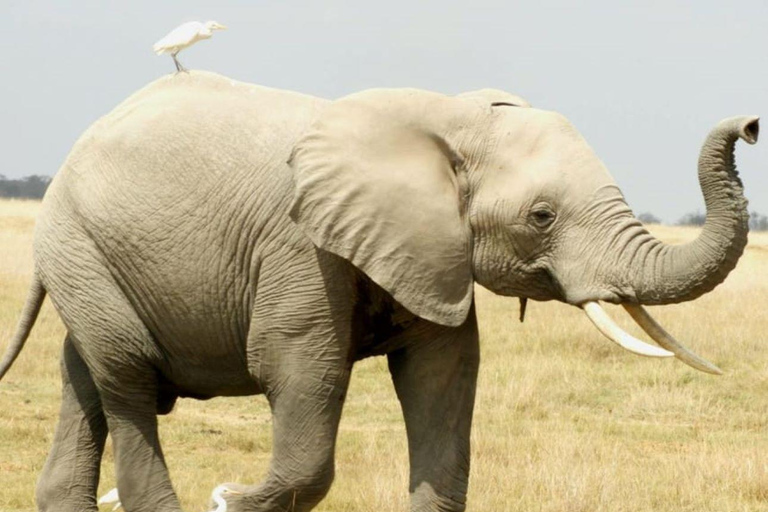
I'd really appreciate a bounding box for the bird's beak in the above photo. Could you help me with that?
[228,490,243,495]
[215,23,228,30]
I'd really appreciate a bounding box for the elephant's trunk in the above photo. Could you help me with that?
[569,117,757,375]
[623,116,758,305]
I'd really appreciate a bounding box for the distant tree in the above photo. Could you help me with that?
[750,211,768,231]
[637,212,662,225]
[0,175,51,199]
[0,178,21,197]
[676,210,768,231]
[677,210,706,227]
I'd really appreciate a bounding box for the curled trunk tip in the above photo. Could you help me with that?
[625,115,759,305]
[731,115,759,145]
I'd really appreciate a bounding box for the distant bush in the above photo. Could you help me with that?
[677,210,768,231]
[677,211,706,227]
[0,175,51,199]
[750,211,768,231]
[637,212,662,225]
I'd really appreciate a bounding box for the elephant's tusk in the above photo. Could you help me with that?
[582,302,674,358]
[623,304,723,375]
[519,297,528,323]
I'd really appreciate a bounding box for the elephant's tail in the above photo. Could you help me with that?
[0,274,46,381]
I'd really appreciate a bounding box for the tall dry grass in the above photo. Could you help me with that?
[0,199,766,511]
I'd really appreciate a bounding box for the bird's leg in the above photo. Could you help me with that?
[172,52,187,73]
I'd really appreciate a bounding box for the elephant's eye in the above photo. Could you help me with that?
[529,207,556,229]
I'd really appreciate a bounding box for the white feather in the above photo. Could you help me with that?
[97,487,122,510]
[152,20,226,55]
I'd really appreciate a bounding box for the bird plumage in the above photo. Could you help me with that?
[97,487,122,511]
[96,483,241,510]
[208,484,243,512]
[152,20,227,71]
[154,21,206,55]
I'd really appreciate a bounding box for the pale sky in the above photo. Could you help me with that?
[2,1,766,222]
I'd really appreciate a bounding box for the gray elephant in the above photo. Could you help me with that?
[0,71,759,512]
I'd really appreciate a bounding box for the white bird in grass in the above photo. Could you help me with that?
[208,484,243,512]
[96,484,242,511]
[153,21,227,72]
[97,487,121,511]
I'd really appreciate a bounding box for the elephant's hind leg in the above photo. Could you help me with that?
[99,372,177,512]
[45,256,181,512]
[36,336,107,512]
[80,324,179,512]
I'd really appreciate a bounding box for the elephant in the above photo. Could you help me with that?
[0,71,759,512]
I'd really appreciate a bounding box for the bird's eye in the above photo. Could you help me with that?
[529,206,556,229]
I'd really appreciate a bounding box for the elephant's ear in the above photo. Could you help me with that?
[289,90,473,327]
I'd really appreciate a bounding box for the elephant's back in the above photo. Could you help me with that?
[97,70,323,132]
[92,70,325,150]
[44,71,326,233]
[34,73,327,372]
[61,71,325,198]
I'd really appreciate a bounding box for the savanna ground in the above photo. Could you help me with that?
[0,198,766,512]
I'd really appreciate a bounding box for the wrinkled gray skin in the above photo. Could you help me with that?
[0,72,759,512]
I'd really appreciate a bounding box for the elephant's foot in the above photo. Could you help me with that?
[208,479,324,512]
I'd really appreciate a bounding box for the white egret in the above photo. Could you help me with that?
[208,484,243,512]
[97,487,122,511]
[153,21,227,72]
[96,484,241,511]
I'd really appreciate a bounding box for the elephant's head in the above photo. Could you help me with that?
[289,88,758,374]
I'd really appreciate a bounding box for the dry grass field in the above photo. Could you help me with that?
[1,198,767,511]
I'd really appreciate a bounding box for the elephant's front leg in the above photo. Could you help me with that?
[226,369,350,512]
[222,249,355,512]
[36,336,108,512]
[388,309,480,512]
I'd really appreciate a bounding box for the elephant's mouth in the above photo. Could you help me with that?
[579,301,723,375]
